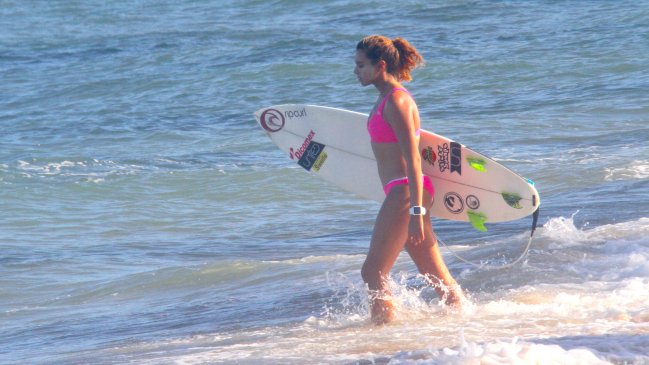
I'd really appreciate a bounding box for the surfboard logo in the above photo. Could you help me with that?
[284,107,307,119]
[290,130,316,160]
[260,109,285,132]
[297,141,326,171]
[502,192,523,209]
[466,195,480,210]
[422,146,436,166]
[450,142,462,175]
[438,144,449,172]
[438,142,462,175]
[311,151,328,172]
[444,192,464,214]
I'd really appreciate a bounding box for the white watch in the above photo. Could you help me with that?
[409,206,426,216]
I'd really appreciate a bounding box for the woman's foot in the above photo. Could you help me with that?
[371,297,396,325]
[433,281,464,308]
[442,285,465,307]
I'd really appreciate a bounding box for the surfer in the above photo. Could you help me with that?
[355,35,463,324]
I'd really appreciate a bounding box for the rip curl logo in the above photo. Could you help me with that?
[260,109,285,132]
[444,192,464,214]
[285,107,306,119]
[422,146,436,166]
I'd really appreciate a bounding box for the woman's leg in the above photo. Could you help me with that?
[361,185,410,325]
[405,191,463,305]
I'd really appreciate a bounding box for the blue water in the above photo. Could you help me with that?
[2,1,649,364]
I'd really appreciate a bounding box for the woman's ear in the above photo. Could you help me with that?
[377,59,387,72]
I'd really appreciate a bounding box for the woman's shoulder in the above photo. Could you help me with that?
[387,88,415,110]
[383,89,417,125]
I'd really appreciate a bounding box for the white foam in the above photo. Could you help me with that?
[77,177,105,184]
[78,216,649,365]
[265,254,365,266]
[541,214,649,247]
[604,159,649,181]
[97,273,649,365]
[18,160,85,175]
[389,335,612,365]
[12,158,145,180]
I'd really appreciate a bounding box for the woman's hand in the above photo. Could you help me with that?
[408,215,425,245]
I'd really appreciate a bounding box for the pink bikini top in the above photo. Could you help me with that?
[367,88,420,143]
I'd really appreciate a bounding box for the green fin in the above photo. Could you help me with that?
[502,192,523,209]
[467,211,488,232]
[467,157,486,172]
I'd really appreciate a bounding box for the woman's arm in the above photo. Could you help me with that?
[383,92,425,243]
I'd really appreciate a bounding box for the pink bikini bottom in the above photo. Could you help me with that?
[383,175,435,196]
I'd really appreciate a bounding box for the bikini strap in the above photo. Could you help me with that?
[377,88,411,115]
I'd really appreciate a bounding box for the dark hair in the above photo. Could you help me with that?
[356,35,424,82]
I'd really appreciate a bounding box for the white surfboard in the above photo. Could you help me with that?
[254,104,540,230]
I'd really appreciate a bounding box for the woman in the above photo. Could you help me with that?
[354,35,463,325]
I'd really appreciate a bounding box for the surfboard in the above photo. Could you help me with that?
[254,104,540,230]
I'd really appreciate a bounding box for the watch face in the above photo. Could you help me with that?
[411,206,425,215]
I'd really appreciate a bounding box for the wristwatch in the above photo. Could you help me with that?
[409,206,426,216]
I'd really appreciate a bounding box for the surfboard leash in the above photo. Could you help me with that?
[438,207,540,270]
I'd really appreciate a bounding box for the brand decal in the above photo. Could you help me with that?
[290,130,316,160]
[311,151,328,172]
[466,195,480,210]
[444,192,464,214]
[438,143,449,173]
[422,146,436,166]
[260,109,285,132]
[438,142,462,175]
[450,142,462,175]
[298,141,326,171]
[284,107,307,120]
[502,192,523,209]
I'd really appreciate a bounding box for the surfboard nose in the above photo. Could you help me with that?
[252,107,264,122]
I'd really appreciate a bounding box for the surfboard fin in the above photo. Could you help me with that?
[467,157,486,172]
[467,211,488,232]
[502,192,523,209]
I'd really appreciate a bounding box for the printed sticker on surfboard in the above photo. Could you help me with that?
[254,104,540,224]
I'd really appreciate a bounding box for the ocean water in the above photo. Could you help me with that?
[1,1,649,364]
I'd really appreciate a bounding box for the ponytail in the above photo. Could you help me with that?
[356,35,424,82]
[391,37,424,82]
